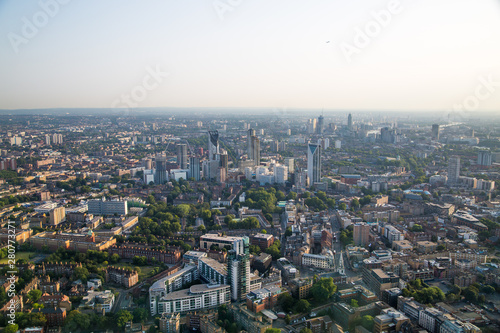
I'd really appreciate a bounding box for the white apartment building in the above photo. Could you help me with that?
[156,283,230,315]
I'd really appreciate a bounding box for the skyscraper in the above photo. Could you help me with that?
[353,223,370,247]
[347,113,353,131]
[208,130,220,161]
[307,119,317,134]
[307,143,321,185]
[447,156,460,184]
[247,128,255,156]
[155,154,167,184]
[317,115,324,134]
[189,157,200,181]
[220,151,229,179]
[248,130,260,167]
[227,237,250,301]
[431,124,440,140]
[177,144,188,169]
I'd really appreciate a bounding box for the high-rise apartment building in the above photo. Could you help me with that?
[274,165,288,184]
[155,154,168,185]
[247,129,260,167]
[307,143,321,185]
[477,150,492,166]
[189,157,200,181]
[431,124,440,140]
[348,113,353,131]
[284,158,295,174]
[228,237,250,301]
[177,144,188,169]
[447,157,460,184]
[353,222,370,247]
[52,133,63,145]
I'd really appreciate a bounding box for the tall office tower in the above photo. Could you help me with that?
[307,119,317,134]
[208,130,220,161]
[248,135,260,167]
[155,154,168,184]
[45,134,51,146]
[317,115,324,134]
[189,157,200,181]
[307,143,322,185]
[284,158,295,174]
[477,150,492,166]
[348,113,353,131]
[447,156,460,184]
[431,124,440,140]
[177,144,188,169]
[353,222,370,246]
[227,237,250,301]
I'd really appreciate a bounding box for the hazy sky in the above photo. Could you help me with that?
[1,0,499,114]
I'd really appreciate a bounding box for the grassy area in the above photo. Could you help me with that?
[0,251,36,264]
[103,262,158,281]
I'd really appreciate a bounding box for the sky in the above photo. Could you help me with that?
[0,0,499,114]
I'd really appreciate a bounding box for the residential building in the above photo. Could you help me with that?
[88,198,128,216]
[155,283,230,315]
[159,312,180,333]
[353,222,370,247]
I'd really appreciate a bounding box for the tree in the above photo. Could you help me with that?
[265,329,281,333]
[286,191,297,200]
[351,198,360,210]
[285,226,292,237]
[265,244,281,260]
[296,299,311,313]
[65,310,90,331]
[27,289,42,303]
[339,203,347,210]
[133,308,148,323]
[72,267,89,282]
[350,299,359,307]
[464,286,479,303]
[411,224,423,232]
[201,209,212,221]
[4,324,18,333]
[311,277,337,303]
[361,315,374,331]
[115,310,133,329]
[482,285,495,294]
[284,314,291,324]
[278,293,296,312]
[300,328,313,333]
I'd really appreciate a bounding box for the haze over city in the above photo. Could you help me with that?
[1,0,500,114]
